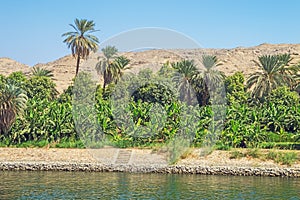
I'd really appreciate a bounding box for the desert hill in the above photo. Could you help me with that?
[0,57,31,76]
[1,43,300,93]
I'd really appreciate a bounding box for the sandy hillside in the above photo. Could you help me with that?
[0,57,31,76]
[1,43,300,93]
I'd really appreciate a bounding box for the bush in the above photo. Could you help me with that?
[25,76,58,100]
[132,83,175,105]
[268,86,299,106]
[7,71,27,84]
[9,98,76,144]
[225,72,248,105]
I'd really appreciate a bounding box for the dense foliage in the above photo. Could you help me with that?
[0,53,300,150]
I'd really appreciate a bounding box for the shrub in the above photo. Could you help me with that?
[7,71,27,84]
[225,72,248,105]
[25,76,58,100]
[132,82,175,105]
[267,86,299,106]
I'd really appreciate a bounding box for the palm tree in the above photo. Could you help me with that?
[95,46,118,92]
[0,83,28,135]
[171,60,199,105]
[62,18,99,76]
[199,55,225,105]
[247,54,295,100]
[201,55,224,84]
[111,56,131,83]
[32,66,54,78]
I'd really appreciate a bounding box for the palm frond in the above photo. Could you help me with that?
[201,55,222,70]
[32,67,54,78]
[247,54,294,100]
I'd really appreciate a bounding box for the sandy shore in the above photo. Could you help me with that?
[0,147,299,177]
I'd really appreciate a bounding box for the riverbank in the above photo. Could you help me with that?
[0,147,299,177]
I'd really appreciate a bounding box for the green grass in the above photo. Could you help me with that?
[214,143,231,151]
[15,140,50,148]
[54,139,85,148]
[266,151,277,160]
[229,148,299,166]
[229,150,245,159]
[0,142,8,147]
[246,148,261,158]
[260,142,300,150]
[279,152,298,166]
[266,151,298,166]
[2,139,85,149]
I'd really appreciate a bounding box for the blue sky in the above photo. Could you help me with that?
[1,0,300,66]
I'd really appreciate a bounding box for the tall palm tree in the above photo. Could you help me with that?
[171,60,199,105]
[247,54,295,100]
[0,83,28,135]
[32,66,54,78]
[62,18,99,76]
[95,46,118,92]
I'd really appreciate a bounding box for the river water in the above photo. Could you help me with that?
[0,171,299,199]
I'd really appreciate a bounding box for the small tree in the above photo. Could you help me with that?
[0,83,27,136]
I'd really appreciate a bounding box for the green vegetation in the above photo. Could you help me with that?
[0,19,299,159]
[246,148,261,158]
[229,150,245,159]
[0,82,27,143]
[266,151,298,166]
[1,54,300,151]
[246,54,298,100]
[228,148,299,166]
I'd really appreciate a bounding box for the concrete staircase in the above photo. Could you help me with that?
[115,149,132,164]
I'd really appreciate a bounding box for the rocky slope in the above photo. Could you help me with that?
[1,43,300,93]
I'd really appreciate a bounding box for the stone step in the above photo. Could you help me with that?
[115,149,132,164]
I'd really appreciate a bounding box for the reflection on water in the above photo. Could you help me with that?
[0,171,299,199]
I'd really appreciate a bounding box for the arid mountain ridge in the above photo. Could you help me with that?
[1,43,300,93]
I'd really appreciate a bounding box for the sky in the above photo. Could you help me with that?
[1,0,300,66]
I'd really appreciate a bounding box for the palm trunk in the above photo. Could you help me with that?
[75,53,81,76]
[103,70,107,94]
[102,58,110,94]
